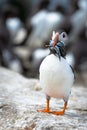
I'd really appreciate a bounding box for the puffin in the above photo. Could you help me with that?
[37,31,74,115]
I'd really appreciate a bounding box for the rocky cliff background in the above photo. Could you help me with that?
[0,0,87,80]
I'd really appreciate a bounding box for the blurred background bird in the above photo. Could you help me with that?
[37,31,74,115]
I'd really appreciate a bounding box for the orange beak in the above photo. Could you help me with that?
[53,33,59,47]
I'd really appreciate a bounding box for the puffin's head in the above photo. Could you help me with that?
[49,31,67,59]
[49,31,67,47]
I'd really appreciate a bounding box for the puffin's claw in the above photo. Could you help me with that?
[37,109,50,113]
[50,110,64,115]
[50,102,67,115]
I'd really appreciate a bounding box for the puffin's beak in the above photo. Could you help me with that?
[53,33,59,47]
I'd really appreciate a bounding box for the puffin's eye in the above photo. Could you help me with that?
[59,32,68,42]
[62,33,66,38]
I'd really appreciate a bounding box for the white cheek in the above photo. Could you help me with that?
[59,32,68,43]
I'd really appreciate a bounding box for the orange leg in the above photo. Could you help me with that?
[37,99,50,113]
[50,102,67,115]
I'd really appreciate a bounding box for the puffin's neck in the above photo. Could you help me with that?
[49,51,61,60]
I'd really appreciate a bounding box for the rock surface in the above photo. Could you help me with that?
[0,67,87,130]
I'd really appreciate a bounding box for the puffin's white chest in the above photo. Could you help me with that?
[39,54,74,99]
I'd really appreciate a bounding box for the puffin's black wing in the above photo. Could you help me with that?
[70,65,75,80]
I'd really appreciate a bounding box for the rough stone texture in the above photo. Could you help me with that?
[0,67,87,130]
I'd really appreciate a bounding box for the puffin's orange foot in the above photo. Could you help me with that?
[50,111,65,115]
[37,109,50,113]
